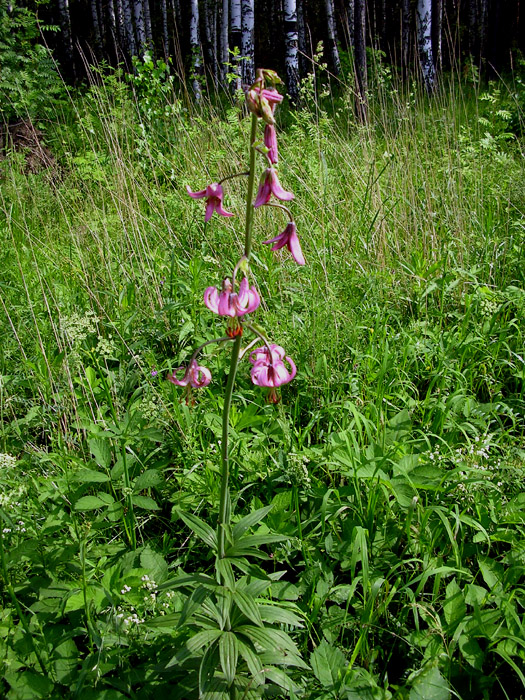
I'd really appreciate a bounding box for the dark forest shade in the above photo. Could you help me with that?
[26,0,525,90]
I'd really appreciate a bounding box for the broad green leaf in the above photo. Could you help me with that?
[478,556,503,592]
[236,625,299,654]
[132,495,159,510]
[4,671,54,699]
[219,631,239,685]
[465,583,487,607]
[74,468,110,483]
[270,580,300,600]
[408,662,450,700]
[459,634,484,669]
[264,666,299,693]
[310,639,346,688]
[140,547,168,583]
[177,585,210,629]
[51,639,78,684]
[260,650,309,669]
[232,505,273,543]
[74,495,108,511]
[443,579,466,628]
[215,557,235,589]
[89,437,112,469]
[133,469,162,492]
[177,509,217,551]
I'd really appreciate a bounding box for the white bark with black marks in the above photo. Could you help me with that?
[241,0,255,85]
[190,0,202,99]
[143,0,152,47]
[416,0,435,91]
[347,0,355,49]
[121,0,137,57]
[220,0,229,84]
[284,0,299,102]
[133,0,147,52]
[324,0,340,75]
[354,0,368,121]
[230,0,242,91]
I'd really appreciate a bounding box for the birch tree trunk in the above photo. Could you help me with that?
[219,0,229,84]
[190,0,203,99]
[324,0,341,74]
[433,0,443,70]
[143,0,152,48]
[297,0,307,78]
[354,0,368,122]
[347,0,355,49]
[203,0,218,84]
[57,0,75,77]
[122,0,137,57]
[133,0,147,52]
[284,0,299,102]
[401,0,410,77]
[90,0,103,50]
[230,0,242,91]
[241,0,255,85]
[416,0,435,92]
[160,0,169,59]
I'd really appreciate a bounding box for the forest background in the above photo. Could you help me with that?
[1,0,525,699]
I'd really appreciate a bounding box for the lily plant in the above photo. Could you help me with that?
[165,69,307,698]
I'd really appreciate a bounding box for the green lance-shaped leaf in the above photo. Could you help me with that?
[233,589,264,627]
[231,505,273,543]
[176,508,217,551]
[219,631,239,685]
[187,629,223,654]
[443,579,466,629]
[199,640,220,696]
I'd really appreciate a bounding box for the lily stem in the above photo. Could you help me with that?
[217,113,259,561]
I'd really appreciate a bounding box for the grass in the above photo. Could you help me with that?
[0,59,524,699]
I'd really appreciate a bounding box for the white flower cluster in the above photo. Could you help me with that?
[60,310,98,345]
[0,453,16,470]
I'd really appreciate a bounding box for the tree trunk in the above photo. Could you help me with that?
[133,0,147,52]
[231,0,242,91]
[160,0,169,59]
[433,0,443,70]
[416,0,435,91]
[284,0,299,102]
[468,0,479,60]
[241,0,255,85]
[90,0,103,50]
[297,0,308,77]
[190,0,203,99]
[401,0,410,77]
[479,0,489,59]
[122,0,137,57]
[347,0,355,49]
[324,0,341,74]
[143,0,152,48]
[203,0,218,84]
[219,0,229,84]
[354,0,368,121]
[57,0,75,78]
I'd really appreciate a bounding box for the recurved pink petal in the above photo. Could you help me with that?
[218,290,235,316]
[186,185,207,199]
[287,227,305,265]
[205,200,216,222]
[269,169,294,201]
[254,177,272,208]
[264,124,279,164]
[214,201,235,218]
[167,367,190,386]
[204,286,220,313]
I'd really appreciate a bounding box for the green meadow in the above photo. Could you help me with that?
[1,61,524,698]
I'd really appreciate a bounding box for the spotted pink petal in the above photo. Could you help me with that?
[167,367,190,386]
[188,360,212,388]
[250,344,286,365]
[204,286,220,314]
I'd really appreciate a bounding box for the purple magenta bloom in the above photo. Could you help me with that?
[263,222,305,266]
[246,87,284,124]
[151,369,158,377]
[186,182,234,223]
[167,359,212,389]
[264,124,278,164]
[204,277,260,318]
[254,168,294,208]
[250,345,296,402]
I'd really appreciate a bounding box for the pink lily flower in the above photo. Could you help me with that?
[264,124,279,164]
[250,345,297,403]
[254,168,294,208]
[204,277,260,318]
[186,182,234,223]
[167,359,212,388]
[246,87,283,124]
[263,222,305,266]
